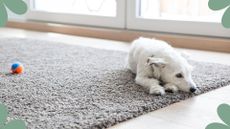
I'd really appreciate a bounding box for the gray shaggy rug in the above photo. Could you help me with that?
[0,38,230,129]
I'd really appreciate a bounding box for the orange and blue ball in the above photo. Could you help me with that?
[11,62,24,74]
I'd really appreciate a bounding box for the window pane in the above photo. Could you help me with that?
[32,0,117,17]
[138,0,223,22]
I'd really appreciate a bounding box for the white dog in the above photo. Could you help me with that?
[127,37,197,95]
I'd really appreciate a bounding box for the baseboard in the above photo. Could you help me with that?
[7,21,230,53]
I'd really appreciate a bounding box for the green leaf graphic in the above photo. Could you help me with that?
[209,0,230,28]
[209,0,230,10]
[3,0,27,14]
[0,104,8,126]
[0,2,8,26]
[218,104,230,126]
[0,120,26,129]
[0,103,27,129]
[0,0,27,27]
[206,123,230,129]
[206,104,230,129]
[222,7,230,28]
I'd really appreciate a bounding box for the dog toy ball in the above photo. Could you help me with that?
[11,62,24,74]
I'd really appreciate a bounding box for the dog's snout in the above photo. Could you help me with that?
[190,87,197,93]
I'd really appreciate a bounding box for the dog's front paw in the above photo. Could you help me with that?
[164,83,179,93]
[149,86,165,95]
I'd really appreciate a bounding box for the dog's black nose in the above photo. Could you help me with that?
[190,87,197,93]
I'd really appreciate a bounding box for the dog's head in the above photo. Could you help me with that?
[147,56,197,93]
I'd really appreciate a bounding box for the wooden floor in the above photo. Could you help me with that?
[1,27,230,129]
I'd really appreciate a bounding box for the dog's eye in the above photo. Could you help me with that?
[176,73,183,78]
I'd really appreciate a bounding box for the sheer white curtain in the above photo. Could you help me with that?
[140,0,221,22]
[33,0,116,17]
[127,0,230,37]
[27,0,125,28]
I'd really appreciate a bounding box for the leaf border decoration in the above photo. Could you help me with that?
[206,104,230,129]
[209,0,230,28]
[0,103,26,129]
[0,0,27,27]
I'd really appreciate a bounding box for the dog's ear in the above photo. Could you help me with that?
[147,57,167,68]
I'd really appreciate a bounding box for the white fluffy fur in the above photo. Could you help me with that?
[128,37,197,95]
